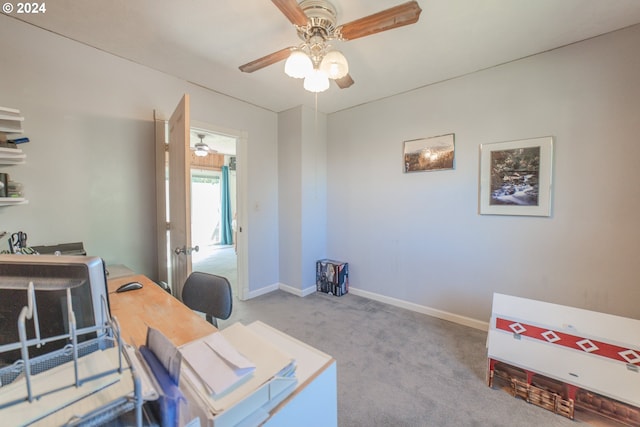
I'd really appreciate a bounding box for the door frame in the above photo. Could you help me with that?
[154,110,249,301]
[191,119,248,302]
[155,113,248,301]
[154,115,168,286]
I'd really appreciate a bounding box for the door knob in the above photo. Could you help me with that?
[174,245,200,255]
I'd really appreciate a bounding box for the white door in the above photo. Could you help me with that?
[168,94,193,299]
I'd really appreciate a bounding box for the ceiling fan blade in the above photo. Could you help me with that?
[271,0,309,27]
[335,74,354,89]
[338,1,422,41]
[239,47,293,73]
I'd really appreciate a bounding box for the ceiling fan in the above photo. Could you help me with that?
[192,133,217,157]
[239,0,422,92]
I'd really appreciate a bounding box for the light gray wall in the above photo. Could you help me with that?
[300,107,327,289]
[278,106,327,291]
[0,15,280,293]
[326,24,640,323]
[278,108,303,289]
[4,14,639,324]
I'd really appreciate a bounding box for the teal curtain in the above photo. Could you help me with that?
[220,165,233,245]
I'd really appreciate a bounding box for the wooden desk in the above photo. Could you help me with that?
[107,274,337,427]
[107,274,215,347]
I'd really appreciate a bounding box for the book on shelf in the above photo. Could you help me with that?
[8,137,29,144]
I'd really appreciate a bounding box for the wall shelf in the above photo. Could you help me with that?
[0,106,24,134]
[0,107,27,204]
[0,147,26,165]
[0,197,27,206]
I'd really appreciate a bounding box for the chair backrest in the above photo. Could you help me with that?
[181,271,232,327]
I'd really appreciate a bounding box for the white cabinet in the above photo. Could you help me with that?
[487,293,640,424]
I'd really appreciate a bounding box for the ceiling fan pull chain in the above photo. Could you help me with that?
[315,92,319,135]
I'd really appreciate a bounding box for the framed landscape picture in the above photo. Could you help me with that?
[403,133,455,173]
[479,136,553,216]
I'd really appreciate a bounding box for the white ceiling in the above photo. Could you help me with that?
[7,0,640,115]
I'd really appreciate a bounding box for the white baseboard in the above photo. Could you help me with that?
[279,283,317,297]
[245,283,279,299]
[348,287,489,331]
[246,282,317,299]
[244,283,488,331]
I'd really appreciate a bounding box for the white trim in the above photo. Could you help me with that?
[186,118,249,301]
[246,283,317,298]
[244,283,488,331]
[235,131,249,301]
[348,287,489,331]
[300,285,317,297]
[279,283,317,297]
[246,283,279,299]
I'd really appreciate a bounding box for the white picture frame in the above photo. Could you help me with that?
[479,136,553,216]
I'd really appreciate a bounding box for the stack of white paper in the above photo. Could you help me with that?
[180,331,256,396]
[180,322,298,427]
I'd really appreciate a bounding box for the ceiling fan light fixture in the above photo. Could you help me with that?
[320,50,349,79]
[285,49,313,79]
[304,68,330,92]
[240,0,424,95]
[194,133,209,157]
[194,142,209,157]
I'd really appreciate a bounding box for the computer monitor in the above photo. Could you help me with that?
[0,255,111,367]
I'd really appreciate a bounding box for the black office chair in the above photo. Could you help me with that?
[181,271,233,328]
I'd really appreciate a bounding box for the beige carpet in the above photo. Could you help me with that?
[191,246,609,426]
[219,290,586,427]
[192,244,237,292]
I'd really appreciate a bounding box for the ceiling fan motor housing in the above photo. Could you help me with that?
[297,0,339,41]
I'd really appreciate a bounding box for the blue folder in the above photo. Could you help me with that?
[139,345,186,427]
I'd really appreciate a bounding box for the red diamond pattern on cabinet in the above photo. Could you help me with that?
[496,318,640,366]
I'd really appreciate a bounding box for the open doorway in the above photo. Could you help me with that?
[188,128,238,293]
[156,99,247,301]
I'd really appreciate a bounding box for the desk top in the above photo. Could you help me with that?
[108,274,337,427]
[107,274,215,347]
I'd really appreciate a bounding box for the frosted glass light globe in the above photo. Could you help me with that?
[285,50,313,79]
[304,69,330,93]
[320,50,349,79]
